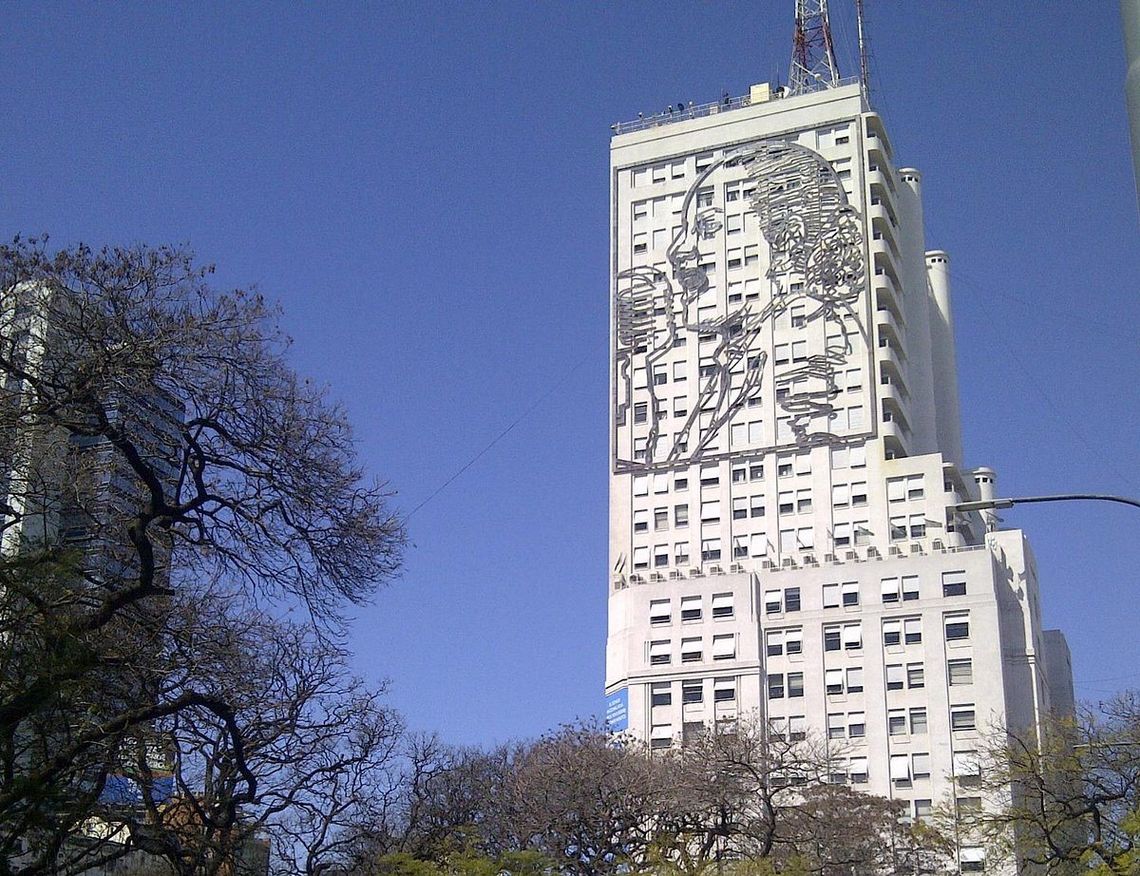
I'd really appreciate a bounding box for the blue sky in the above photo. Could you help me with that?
[3,2,1137,745]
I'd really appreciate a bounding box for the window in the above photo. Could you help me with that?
[910,707,928,735]
[841,581,859,607]
[714,680,736,702]
[887,477,906,503]
[953,751,980,780]
[915,798,933,819]
[675,476,688,491]
[768,673,785,699]
[634,475,648,496]
[951,705,977,731]
[750,494,765,517]
[883,619,901,646]
[675,504,689,527]
[960,847,986,873]
[846,667,864,693]
[700,500,721,524]
[849,712,866,737]
[654,508,669,531]
[854,520,871,545]
[650,735,672,750]
[886,663,905,691]
[788,672,804,698]
[907,663,925,689]
[751,532,768,557]
[777,457,793,477]
[789,714,806,741]
[796,488,812,513]
[732,497,748,520]
[786,628,803,655]
[779,490,794,515]
[942,570,967,597]
[712,634,736,660]
[675,541,690,566]
[764,589,781,614]
[731,465,747,484]
[633,546,649,570]
[824,627,841,652]
[750,462,764,481]
[851,481,868,506]
[650,599,671,626]
[634,510,648,533]
[785,588,801,612]
[823,583,840,609]
[945,613,970,641]
[904,617,922,644]
[767,630,785,657]
[651,682,672,707]
[769,716,787,740]
[843,623,862,651]
[634,401,648,423]
[902,575,920,601]
[890,516,907,540]
[682,680,704,704]
[910,514,926,538]
[948,658,974,686]
[681,596,702,622]
[654,544,669,567]
[828,712,845,739]
[833,522,852,547]
[711,592,733,620]
[701,538,721,562]
[790,304,806,328]
[888,711,907,736]
[796,527,814,550]
[825,668,844,695]
[791,340,808,362]
[832,483,850,508]
[849,757,869,783]
[649,640,670,665]
[681,638,702,663]
[890,754,911,784]
[881,577,900,603]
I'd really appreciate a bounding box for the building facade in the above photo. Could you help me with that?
[605,81,1073,859]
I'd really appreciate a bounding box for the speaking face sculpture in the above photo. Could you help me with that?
[614,139,868,473]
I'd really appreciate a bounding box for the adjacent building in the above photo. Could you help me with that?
[604,78,1074,862]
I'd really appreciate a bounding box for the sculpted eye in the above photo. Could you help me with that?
[695,211,722,238]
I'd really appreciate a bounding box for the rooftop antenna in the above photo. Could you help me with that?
[788,0,841,96]
[856,0,871,99]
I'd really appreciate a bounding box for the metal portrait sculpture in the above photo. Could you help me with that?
[614,139,868,472]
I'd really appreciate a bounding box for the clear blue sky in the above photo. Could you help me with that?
[3,3,1137,745]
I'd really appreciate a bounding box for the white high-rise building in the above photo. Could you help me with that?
[604,79,1074,845]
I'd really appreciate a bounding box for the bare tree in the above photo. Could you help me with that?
[0,238,405,874]
[968,692,1140,875]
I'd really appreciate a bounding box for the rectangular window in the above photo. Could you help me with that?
[786,628,803,655]
[788,672,804,698]
[654,544,669,567]
[701,538,721,562]
[948,658,974,686]
[764,589,782,614]
[682,680,703,703]
[910,513,926,538]
[634,509,648,533]
[886,664,905,691]
[849,712,866,737]
[796,488,812,513]
[915,798,933,819]
[842,623,862,650]
[890,753,911,783]
[851,481,868,506]
[767,673,785,699]
[827,712,845,739]
[680,596,702,622]
[681,638,702,663]
[649,640,670,665]
[881,577,900,603]
[904,617,923,644]
[824,627,841,652]
[902,575,920,601]
[651,682,671,707]
[846,667,864,693]
[750,494,765,517]
[943,570,967,597]
[674,541,690,566]
[945,613,970,641]
[833,522,852,547]
[714,680,736,702]
[633,546,649,570]
[849,757,869,783]
[654,508,669,531]
[825,668,844,695]
[650,599,671,626]
[823,583,840,609]
[675,504,689,527]
[779,490,794,515]
[832,483,850,508]
[951,706,977,731]
[712,634,736,660]
[908,663,925,689]
[883,619,901,646]
[890,516,907,540]
[711,593,734,619]
[766,630,785,657]
[841,581,859,607]
[732,496,748,520]
[910,707,928,735]
[888,711,907,736]
[784,587,801,612]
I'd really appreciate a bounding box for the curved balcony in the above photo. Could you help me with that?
[875,275,902,318]
[877,338,906,374]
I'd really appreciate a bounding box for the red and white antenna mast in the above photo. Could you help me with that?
[787,0,841,96]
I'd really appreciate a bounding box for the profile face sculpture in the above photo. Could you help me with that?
[614,138,868,473]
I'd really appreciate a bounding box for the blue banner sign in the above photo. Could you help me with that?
[605,687,629,732]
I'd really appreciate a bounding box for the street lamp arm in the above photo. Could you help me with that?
[951,494,1140,513]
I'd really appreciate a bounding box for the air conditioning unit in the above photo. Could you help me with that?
[932,539,945,551]
[867,546,881,558]
[889,545,903,556]
[824,552,837,563]
[650,572,664,582]
[762,559,775,570]
[910,543,923,554]
[845,550,858,561]
[669,570,684,580]
[709,564,725,575]
[781,557,796,568]
[689,567,703,577]
[730,563,745,574]
[630,574,645,584]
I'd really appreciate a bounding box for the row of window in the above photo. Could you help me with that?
[760,573,970,614]
[648,634,737,665]
[650,677,736,708]
[649,594,734,625]
[766,639,974,691]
